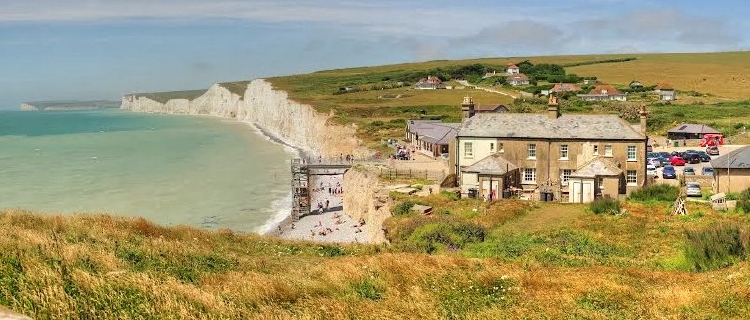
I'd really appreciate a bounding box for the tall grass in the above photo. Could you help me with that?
[628,184,680,202]
[685,223,749,271]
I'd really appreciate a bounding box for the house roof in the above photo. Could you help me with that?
[667,123,721,135]
[457,113,645,140]
[710,146,750,169]
[589,84,621,95]
[507,64,519,69]
[551,83,582,92]
[475,104,509,112]
[655,81,674,90]
[507,73,529,81]
[407,120,458,145]
[571,157,623,178]
[462,153,519,175]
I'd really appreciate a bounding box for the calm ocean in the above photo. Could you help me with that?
[0,109,293,233]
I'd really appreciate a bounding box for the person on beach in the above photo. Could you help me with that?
[325,199,329,211]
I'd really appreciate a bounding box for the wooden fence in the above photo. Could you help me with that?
[378,168,447,183]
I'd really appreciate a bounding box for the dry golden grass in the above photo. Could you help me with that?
[1,202,748,319]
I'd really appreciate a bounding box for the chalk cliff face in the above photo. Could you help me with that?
[343,167,391,243]
[121,79,369,157]
[20,103,39,111]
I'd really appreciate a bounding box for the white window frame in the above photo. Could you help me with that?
[561,169,572,185]
[627,145,637,161]
[524,168,536,183]
[464,142,473,158]
[604,145,613,157]
[626,170,637,185]
[560,144,569,160]
[527,144,537,159]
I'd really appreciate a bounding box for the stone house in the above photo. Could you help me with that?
[451,97,648,202]
[507,73,530,86]
[711,146,750,194]
[414,76,445,90]
[405,120,459,158]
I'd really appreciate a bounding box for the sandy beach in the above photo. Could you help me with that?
[274,167,370,243]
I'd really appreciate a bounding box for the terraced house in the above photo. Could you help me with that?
[451,97,648,203]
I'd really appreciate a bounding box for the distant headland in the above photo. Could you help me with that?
[20,100,121,111]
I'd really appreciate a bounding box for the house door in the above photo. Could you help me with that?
[481,180,499,200]
[569,180,594,203]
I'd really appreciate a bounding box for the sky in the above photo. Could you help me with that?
[1,0,749,108]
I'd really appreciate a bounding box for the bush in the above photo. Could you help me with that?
[407,221,486,254]
[684,223,749,271]
[589,198,620,215]
[737,188,750,214]
[391,201,415,216]
[628,184,679,202]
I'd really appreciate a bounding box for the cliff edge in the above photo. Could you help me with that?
[121,79,370,158]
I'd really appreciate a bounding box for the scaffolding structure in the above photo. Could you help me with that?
[291,158,310,220]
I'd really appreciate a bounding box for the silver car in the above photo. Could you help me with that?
[685,182,702,197]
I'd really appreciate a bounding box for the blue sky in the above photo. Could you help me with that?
[1,0,748,108]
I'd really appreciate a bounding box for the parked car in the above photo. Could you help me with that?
[706,146,720,155]
[697,152,711,162]
[685,182,702,197]
[701,166,714,176]
[658,151,671,159]
[670,156,686,166]
[647,165,658,176]
[662,165,677,179]
[658,155,671,167]
[684,153,701,164]
[648,157,661,167]
[683,167,696,175]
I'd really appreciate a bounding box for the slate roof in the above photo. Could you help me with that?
[407,120,458,145]
[457,113,645,140]
[667,123,720,134]
[551,83,582,92]
[462,153,519,175]
[571,157,623,178]
[475,104,509,112]
[711,146,750,169]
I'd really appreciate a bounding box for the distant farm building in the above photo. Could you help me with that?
[506,63,520,75]
[506,73,530,86]
[550,83,582,93]
[577,84,627,101]
[711,146,750,193]
[413,76,445,90]
[667,123,721,140]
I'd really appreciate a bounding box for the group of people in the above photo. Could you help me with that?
[315,199,330,214]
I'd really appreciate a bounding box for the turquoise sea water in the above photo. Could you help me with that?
[0,109,293,233]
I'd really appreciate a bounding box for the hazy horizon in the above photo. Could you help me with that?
[2,0,748,108]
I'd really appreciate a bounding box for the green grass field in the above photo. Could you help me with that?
[1,190,749,318]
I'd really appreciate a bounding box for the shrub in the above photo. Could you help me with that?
[684,223,749,271]
[391,201,415,216]
[349,278,384,300]
[737,188,750,214]
[628,184,680,202]
[589,198,620,215]
[407,221,486,254]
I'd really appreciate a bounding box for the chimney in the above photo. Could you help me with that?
[461,95,476,119]
[639,104,648,136]
[547,95,560,119]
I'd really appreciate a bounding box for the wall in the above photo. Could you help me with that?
[121,79,371,158]
[714,169,750,193]
[343,167,390,243]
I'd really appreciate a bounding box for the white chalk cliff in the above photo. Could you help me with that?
[121,79,370,157]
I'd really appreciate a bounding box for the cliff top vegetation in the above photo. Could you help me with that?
[2,190,749,318]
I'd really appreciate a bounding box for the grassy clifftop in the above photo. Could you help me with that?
[2,195,749,318]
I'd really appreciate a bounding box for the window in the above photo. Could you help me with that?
[561,169,572,184]
[604,145,613,157]
[464,142,473,158]
[627,145,637,161]
[626,170,637,185]
[593,145,599,155]
[498,142,504,153]
[490,143,495,152]
[524,168,536,183]
[560,145,569,160]
[527,144,536,159]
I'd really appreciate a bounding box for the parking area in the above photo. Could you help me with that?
[650,144,744,189]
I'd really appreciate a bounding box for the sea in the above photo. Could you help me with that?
[0,109,294,233]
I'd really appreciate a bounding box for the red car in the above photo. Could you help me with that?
[670,156,686,166]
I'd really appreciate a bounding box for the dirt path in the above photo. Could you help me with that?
[456,80,519,99]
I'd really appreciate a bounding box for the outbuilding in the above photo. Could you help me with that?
[667,123,721,140]
[711,146,750,193]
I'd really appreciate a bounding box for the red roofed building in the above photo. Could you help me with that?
[577,84,627,101]
[506,73,530,86]
[506,63,520,75]
[413,76,446,90]
[550,83,582,93]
